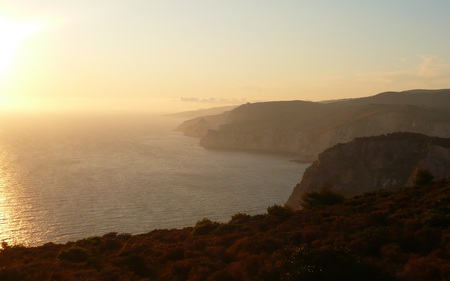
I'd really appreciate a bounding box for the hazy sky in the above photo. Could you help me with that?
[0,1,449,112]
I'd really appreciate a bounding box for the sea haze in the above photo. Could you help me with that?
[0,113,306,246]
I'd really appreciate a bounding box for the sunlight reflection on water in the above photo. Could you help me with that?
[0,113,307,246]
[0,148,38,245]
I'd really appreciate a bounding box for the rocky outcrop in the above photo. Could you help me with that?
[286,132,450,209]
[197,90,450,161]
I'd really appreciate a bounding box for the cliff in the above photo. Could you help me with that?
[176,111,230,137]
[286,132,450,209]
[186,89,450,162]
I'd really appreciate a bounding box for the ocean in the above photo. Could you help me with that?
[0,113,307,246]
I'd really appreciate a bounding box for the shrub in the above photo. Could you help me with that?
[213,224,239,235]
[267,204,294,218]
[102,232,118,238]
[422,209,450,228]
[100,238,122,252]
[301,184,345,209]
[75,236,102,247]
[58,246,91,263]
[165,246,185,261]
[411,168,434,187]
[117,233,132,239]
[398,255,443,281]
[124,253,148,277]
[281,245,391,281]
[0,268,26,281]
[192,218,221,235]
[85,256,103,270]
[230,212,251,224]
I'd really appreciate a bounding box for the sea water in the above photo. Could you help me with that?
[0,113,307,246]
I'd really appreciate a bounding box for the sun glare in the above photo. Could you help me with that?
[0,18,44,78]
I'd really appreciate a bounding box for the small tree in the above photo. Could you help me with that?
[230,212,251,224]
[58,246,91,263]
[191,218,220,235]
[267,204,294,218]
[300,183,345,209]
[411,168,434,187]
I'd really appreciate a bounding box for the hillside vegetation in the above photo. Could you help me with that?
[0,181,449,280]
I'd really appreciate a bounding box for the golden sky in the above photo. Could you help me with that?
[1,1,449,113]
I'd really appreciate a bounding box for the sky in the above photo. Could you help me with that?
[0,0,449,113]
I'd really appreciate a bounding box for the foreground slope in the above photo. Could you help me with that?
[0,181,449,280]
[179,89,450,162]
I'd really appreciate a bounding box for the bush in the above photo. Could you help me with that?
[58,246,91,263]
[192,218,221,235]
[230,212,251,224]
[301,184,345,209]
[281,245,392,281]
[100,238,122,252]
[124,253,149,277]
[411,168,434,187]
[0,268,26,281]
[267,204,294,218]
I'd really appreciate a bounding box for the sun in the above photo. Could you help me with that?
[0,18,44,79]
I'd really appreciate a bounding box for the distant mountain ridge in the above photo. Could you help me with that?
[177,89,450,161]
[345,88,450,108]
[169,105,237,119]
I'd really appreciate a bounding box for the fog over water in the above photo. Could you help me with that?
[0,113,306,246]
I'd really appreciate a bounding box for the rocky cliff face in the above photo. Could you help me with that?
[286,132,450,209]
[200,104,450,162]
[196,90,450,162]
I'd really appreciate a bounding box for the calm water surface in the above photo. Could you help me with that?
[0,113,307,246]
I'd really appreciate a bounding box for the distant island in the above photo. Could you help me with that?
[177,89,450,162]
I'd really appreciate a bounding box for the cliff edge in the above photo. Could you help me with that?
[193,89,450,162]
[286,132,450,209]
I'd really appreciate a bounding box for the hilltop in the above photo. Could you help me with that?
[169,105,238,120]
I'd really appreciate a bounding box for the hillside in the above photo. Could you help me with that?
[179,89,450,161]
[0,181,448,280]
[286,132,450,209]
